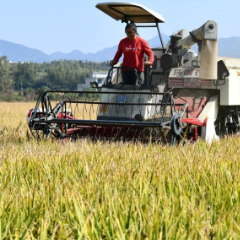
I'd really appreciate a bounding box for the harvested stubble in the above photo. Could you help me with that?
[0,102,240,239]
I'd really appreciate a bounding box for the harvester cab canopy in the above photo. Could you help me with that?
[95,2,165,23]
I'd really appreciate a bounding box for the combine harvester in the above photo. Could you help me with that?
[27,2,240,145]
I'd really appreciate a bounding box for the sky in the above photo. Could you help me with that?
[0,0,240,55]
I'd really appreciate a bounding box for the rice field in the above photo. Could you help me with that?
[1,102,240,239]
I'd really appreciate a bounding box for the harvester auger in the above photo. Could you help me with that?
[27,2,240,145]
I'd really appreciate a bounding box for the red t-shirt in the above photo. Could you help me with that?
[113,37,154,72]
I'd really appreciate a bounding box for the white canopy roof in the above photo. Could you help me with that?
[96,2,165,23]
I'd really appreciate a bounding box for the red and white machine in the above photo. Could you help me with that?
[27,2,240,145]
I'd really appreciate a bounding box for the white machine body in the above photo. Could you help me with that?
[97,88,163,121]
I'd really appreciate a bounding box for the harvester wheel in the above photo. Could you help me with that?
[30,122,65,140]
[170,113,183,145]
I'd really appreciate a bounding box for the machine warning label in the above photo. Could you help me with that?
[169,68,213,88]
[184,78,202,88]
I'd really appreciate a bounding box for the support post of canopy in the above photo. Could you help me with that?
[156,22,165,51]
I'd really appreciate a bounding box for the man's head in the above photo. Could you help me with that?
[125,23,138,40]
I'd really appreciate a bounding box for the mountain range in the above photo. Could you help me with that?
[0,33,240,63]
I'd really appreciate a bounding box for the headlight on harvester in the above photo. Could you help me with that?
[192,60,199,67]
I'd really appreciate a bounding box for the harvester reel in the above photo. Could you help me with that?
[30,122,57,139]
[28,90,191,144]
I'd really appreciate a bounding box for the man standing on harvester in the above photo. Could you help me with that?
[110,23,154,86]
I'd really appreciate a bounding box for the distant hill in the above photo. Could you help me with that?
[147,34,170,48]
[0,34,240,63]
[49,46,120,62]
[0,40,50,62]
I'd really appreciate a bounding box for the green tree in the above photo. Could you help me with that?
[0,56,14,95]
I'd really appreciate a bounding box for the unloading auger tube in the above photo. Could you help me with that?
[161,20,218,80]
[27,90,197,145]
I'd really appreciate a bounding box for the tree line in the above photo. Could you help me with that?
[0,56,110,101]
